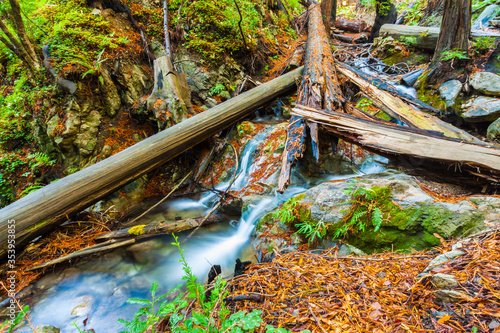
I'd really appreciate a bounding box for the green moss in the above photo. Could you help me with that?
[28,219,50,232]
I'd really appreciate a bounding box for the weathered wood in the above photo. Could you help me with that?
[379,24,500,51]
[95,216,219,241]
[278,3,344,193]
[336,63,486,145]
[292,105,500,183]
[335,19,366,33]
[0,66,304,260]
[369,0,397,42]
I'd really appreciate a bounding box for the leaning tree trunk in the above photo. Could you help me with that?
[320,0,337,35]
[432,0,471,64]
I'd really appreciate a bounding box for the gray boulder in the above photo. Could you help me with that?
[439,80,462,108]
[462,97,500,123]
[472,4,500,29]
[470,71,500,96]
[487,117,500,141]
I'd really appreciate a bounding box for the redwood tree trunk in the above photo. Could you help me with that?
[432,0,471,63]
[320,0,337,35]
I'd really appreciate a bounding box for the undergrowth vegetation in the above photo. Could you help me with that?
[119,234,297,333]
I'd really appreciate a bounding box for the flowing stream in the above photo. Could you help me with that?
[14,123,385,333]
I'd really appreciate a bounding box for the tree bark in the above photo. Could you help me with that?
[0,66,304,260]
[278,3,344,193]
[320,0,336,35]
[432,0,471,64]
[369,0,397,42]
[8,0,41,70]
[0,19,37,74]
[292,105,500,185]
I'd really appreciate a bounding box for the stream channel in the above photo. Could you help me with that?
[15,114,387,332]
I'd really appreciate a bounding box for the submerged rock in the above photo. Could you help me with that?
[462,96,500,123]
[36,326,60,333]
[470,71,500,96]
[487,117,500,141]
[439,80,462,108]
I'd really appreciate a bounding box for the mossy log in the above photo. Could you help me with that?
[0,66,304,260]
[292,105,500,185]
[278,2,344,193]
[336,63,485,145]
[379,24,500,50]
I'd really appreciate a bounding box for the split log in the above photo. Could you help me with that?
[332,34,355,43]
[292,105,500,184]
[335,63,486,145]
[335,19,367,33]
[379,24,500,50]
[95,216,220,241]
[0,66,304,260]
[278,2,344,193]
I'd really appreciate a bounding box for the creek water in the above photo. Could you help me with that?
[14,123,385,333]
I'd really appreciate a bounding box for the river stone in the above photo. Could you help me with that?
[431,273,458,288]
[439,80,462,108]
[36,325,60,333]
[487,117,500,141]
[71,295,93,317]
[434,290,473,303]
[470,72,500,96]
[423,250,465,273]
[462,96,500,123]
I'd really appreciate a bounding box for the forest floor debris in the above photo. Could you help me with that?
[227,227,500,332]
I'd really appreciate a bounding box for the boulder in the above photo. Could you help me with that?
[462,96,500,123]
[487,117,500,141]
[256,172,500,253]
[439,80,462,108]
[472,4,500,30]
[470,72,500,96]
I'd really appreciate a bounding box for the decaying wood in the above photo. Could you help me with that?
[145,55,194,125]
[379,24,500,51]
[335,19,366,33]
[0,66,304,260]
[332,34,355,43]
[95,216,220,241]
[335,63,485,145]
[278,2,344,193]
[292,105,500,184]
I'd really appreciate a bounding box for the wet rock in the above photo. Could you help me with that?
[487,117,500,141]
[36,325,60,333]
[91,8,101,15]
[74,110,102,156]
[126,239,163,264]
[100,145,113,159]
[423,250,465,273]
[71,295,93,317]
[462,96,500,123]
[489,321,500,330]
[470,72,500,96]
[434,290,473,303]
[431,273,458,288]
[338,244,366,256]
[439,80,462,108]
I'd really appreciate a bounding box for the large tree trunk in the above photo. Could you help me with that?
[0,67,304,260]
[320,0,336,35]
[432,0,472,64]
[368,0,397,42]
[292,105,500,186]
[277,2,344,193]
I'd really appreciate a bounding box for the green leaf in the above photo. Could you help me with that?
[150,281,159,297]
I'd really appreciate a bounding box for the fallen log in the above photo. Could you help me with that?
[0,66,304,260]
[278,2,344,193]
[335,64,485,145]
[335,19,367,33]
[95,216,219,241]
[379,24,500,50]
[292,105,500,184]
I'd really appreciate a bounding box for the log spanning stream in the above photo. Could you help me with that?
[14,120,386,333]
